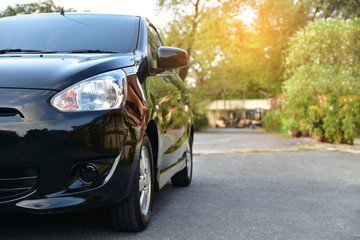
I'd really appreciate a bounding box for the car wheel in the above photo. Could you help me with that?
[171,138,193,187]
[111,134,154,232]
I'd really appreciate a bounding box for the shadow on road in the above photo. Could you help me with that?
[0,209,112,238]
[0,183,182,239]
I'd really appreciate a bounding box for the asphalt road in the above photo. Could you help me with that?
[194,128,360,154]
[193,128,313,154]
[1,130,360,240]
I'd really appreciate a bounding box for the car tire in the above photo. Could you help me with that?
[111,134,154,232]
[171,137,193,187]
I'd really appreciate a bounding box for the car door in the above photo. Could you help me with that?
[145,23,189,171]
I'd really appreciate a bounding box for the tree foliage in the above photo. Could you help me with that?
[283,18,360,143]
[156,0,360,133]
[157,0,313,99]
[302,0,360,20]
[0,0,75,18]
[284,18,360,98]
[157,0,210,80]
[157,0,360,99]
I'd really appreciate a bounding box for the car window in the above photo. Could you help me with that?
[147,24,163,68]
[0,14,139,53]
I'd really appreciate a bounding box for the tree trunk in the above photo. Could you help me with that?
[179,0,201,81]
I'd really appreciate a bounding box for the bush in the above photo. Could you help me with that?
[264,111,282,133]
[313,127,324,136]
[281,117,298,132]
[308,105,323,131]
[193,112,209,131]
[341,98,360,144]
[282,18,360,144]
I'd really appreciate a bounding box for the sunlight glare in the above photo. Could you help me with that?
[237,8,256,26]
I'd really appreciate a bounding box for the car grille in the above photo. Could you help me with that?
[0,168,38,201]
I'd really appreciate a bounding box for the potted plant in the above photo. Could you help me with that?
[284,119,300,138]
[299,119,310,137]
[313,127,324,142]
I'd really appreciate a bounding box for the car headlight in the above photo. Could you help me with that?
[51,69,127,112]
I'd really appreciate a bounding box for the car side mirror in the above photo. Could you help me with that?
[157,46,188,70]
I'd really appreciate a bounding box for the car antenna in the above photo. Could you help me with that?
[60,7,65,16]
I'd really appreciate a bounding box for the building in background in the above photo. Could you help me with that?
[206,99,271,128]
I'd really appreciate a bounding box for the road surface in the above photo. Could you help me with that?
[1,129,359,239]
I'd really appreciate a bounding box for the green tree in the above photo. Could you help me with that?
[251,0,310,94]
[157,0,310,97]
[157,0,360,131]
[0,0,75,17]
[197,0,311,101]
[157,0,208,80]
[301,0,360,20]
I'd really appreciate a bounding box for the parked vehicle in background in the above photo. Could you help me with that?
[0,13,193,232]
[251,108,264,128]
[236,119,252,128]
[215,118,227,128]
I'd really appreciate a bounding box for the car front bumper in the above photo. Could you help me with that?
[0,88,141,213]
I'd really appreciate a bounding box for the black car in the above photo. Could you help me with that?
[0,13,193,232]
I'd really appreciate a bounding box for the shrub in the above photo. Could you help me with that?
[263,111,282,133]
[313,127,324,136]
[193,112,209,131]
[282,18,360,143]
[282,118,298,132]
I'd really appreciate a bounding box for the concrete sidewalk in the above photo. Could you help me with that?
[193,128,360,154]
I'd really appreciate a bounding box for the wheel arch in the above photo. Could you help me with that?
[145,119,160,191]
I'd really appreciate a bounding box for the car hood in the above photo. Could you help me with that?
[0,53,135,90]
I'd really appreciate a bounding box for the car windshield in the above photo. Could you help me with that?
[0,14,139,53]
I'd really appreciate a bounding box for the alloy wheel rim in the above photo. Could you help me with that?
[139,146,151,216]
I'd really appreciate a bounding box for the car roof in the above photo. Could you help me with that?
[0,12,142,21]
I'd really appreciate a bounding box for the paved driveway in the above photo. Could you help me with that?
[194,128,360,154]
